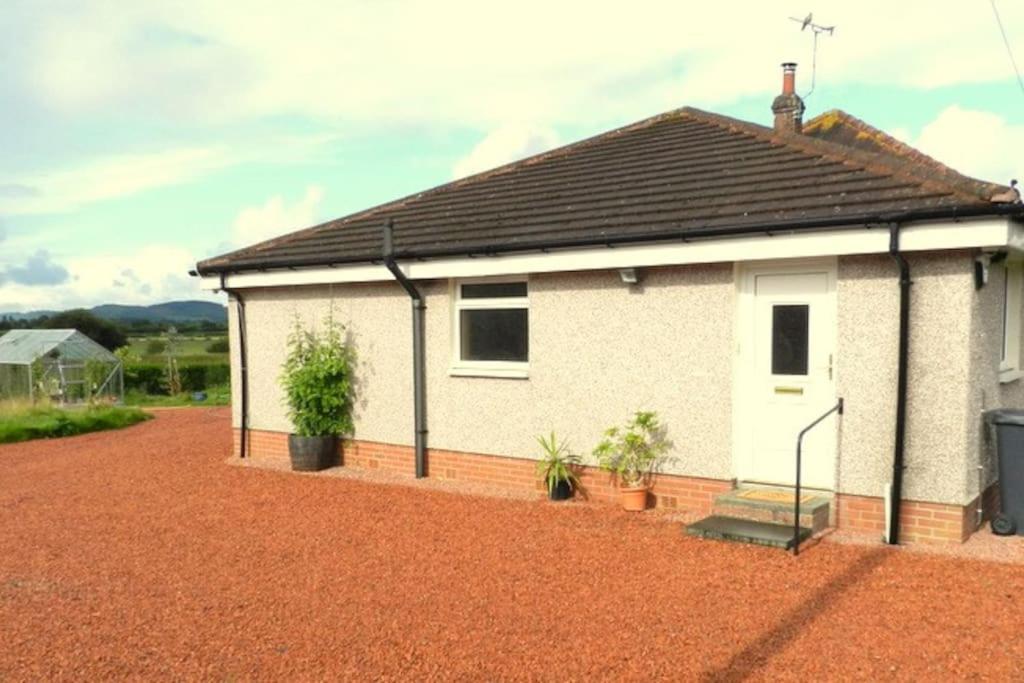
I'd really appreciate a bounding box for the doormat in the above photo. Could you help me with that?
[736,489,816,504]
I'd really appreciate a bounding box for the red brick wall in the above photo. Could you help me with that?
[234,429,731,513]
[235,428,987,544]
[836,486,997,545]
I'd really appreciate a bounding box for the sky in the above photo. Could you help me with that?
[1,0,1022,312]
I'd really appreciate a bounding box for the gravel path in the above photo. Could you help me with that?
[2,408,1023,680]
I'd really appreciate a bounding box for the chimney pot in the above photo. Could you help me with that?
[781,62,797,95]
[772,62,805,134]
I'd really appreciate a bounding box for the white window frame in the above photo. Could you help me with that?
[449,277,530,379]
[1000,260,1023,382]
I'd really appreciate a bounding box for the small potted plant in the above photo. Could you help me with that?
[279,315,356,472]
[593,411,669,511]
[535,431,581,501]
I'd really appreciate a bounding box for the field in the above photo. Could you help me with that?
[126,334,228,364]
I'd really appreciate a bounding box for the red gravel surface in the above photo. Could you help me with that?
[3,408,1024,680]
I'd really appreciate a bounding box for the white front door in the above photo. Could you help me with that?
[736,262,838,489]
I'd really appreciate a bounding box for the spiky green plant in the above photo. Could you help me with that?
[535,431,581,495]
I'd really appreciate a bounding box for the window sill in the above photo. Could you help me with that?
[999,369,1024,384]
[449,365,529,380]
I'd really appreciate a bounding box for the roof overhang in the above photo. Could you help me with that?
[201,216,1024,292]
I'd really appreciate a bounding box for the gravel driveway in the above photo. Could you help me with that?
[2,408,1023,680]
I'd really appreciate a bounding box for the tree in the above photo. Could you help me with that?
[43,310,128,350]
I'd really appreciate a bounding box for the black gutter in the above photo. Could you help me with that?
[196,203,1024,276]
[382,220,427,478]
[219,274,250,460]
[888,224,911,544]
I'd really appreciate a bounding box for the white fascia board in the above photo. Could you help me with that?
[200,217,1014,291]
[1006,219,1024,253]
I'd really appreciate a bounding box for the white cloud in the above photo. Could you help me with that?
[232,185,325,247]
[0,133,337,217]
[452,126,559,179]
[11,2,1024,128]
[0,244,217,312]
[913,106,1023,184]
[0,146,234,216]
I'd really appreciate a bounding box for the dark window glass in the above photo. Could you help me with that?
[461,282,527,299]
[460,309,528,362]
[772,304,809,375]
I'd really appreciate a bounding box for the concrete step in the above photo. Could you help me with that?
[686,515,811,550]
[711,488,832,534]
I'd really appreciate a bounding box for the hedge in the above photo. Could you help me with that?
[124,362,230,395]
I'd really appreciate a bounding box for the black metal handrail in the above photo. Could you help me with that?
[793,398,844,556]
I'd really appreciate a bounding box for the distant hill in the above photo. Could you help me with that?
[1,300,227,325]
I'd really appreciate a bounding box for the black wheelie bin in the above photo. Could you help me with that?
[985,409,1024,535]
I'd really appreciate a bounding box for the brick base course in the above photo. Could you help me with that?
[836,483,999,545]
[234,428,988,544]
[234,429,731,513]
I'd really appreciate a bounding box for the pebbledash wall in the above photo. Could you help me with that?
[227,249,1020,544]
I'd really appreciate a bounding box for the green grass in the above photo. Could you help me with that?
[0,403,152,444]
[124,385,230,408]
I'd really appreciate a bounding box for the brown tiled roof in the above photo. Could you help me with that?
[803,109,1002,199]
[197,107,1014,275]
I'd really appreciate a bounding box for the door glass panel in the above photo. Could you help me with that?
[772,304,809,375]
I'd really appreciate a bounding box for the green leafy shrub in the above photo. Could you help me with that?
[124,362,230,394]
[114,347,141,365]
[179,363,229,391]
[205,339,229,353]
[145,339,167,355]
[124,363,166,394]
[592,411,670,488]
[279,315,357,438]
[535,431,581,495]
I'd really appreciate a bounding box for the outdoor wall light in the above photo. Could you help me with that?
[975,254,993,290]
[618,267,641,284]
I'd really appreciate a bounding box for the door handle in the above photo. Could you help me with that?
[828,354,833,380]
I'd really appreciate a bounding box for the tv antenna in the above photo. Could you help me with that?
[789,13,836,98]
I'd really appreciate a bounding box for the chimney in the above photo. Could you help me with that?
[772,62,805,134]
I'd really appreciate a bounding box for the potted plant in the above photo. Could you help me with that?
[279,315,356,472]
[535,431,581,501]
[593,411,669,511]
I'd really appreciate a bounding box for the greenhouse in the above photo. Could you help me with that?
[0,329,123,403]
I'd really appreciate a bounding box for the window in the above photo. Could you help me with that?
[451,279,529,378]
[771,304,809,376]
[1001,262,1023,380]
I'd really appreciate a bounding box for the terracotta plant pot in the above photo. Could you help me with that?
[619,486,649,511]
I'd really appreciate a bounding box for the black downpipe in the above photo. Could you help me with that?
[888,224,911,544]
[220,275,250,459]
[382,220,427,478]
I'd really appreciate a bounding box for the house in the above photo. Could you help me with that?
[195,63,1024,546]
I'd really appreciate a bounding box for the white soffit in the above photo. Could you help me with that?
[201,218,1018,291]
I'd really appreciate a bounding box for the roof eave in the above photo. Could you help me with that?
[195,203,1024,277]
